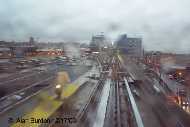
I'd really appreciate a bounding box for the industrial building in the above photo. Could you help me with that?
[0,38,37,58]
[0,47,11,58]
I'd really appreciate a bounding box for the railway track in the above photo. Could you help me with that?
[104,80,137,127]
[116,81,135,127]
[104,55,144,127]
[46,53,112,127]
[47,75,106,127]
[76,77,105,127]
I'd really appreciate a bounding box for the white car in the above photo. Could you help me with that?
[8,95,22,101]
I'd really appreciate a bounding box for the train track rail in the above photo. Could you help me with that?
[105,80,137,127]
[47,75,106,127]
[76,77,105,127]
[104,55,144,127]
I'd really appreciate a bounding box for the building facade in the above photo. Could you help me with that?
[89,34,108,51]
[116,34,142,57]
[0,38,37,58]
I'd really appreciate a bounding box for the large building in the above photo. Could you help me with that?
[116,34,142,57]
[89,34,108,51]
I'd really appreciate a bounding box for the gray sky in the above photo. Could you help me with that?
[0,0,190,53]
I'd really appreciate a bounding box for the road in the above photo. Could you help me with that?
[0,57,95,127]
[122,55,190,127]
[0,64,57,97]
[0,58,91,98]
[0,57,92,116]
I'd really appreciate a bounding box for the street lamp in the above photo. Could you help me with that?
[55,84,62,99]
[55,84,61,89]
[178,72,182,76]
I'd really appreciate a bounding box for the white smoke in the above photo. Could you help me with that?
[64,43,81,58]
[160,57,176,72]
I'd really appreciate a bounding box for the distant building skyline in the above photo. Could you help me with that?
[116,34,142,57]
[89,33,110,51]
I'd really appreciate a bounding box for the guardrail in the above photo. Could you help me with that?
[124,77,144,127]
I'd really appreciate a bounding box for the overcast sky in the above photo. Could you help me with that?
[0,0,190,53]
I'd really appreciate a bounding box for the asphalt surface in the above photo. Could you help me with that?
[0,59,92,98]
[0,64,57,97]
[123,55,190,127]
